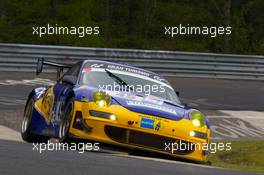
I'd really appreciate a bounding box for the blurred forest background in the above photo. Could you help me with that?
[0,0,263,54]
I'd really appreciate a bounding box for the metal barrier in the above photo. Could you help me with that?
[0,43,263,80]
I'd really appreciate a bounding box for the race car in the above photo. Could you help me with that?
[21,58,210,162]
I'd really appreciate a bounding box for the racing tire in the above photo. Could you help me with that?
[21,96,49,143]
[59,97,75,143]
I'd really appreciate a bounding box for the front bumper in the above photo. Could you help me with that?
[70,101,211,162]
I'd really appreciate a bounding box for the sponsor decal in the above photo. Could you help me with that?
[35,87,47,99]
[90,63,104,68]
[153,75,165,82]
[107,91,143,101]
[82,67,91,73]
[155,122,161,131]
[85,63,171,87]
[140,118,154,129]
[126,100,177,115]
[144,95,163,105]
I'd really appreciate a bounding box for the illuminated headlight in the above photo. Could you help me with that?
[97,100,107,107]
[189,130,207,139]
[93,91,111,107]
[189,131,195,137]
[192,119,201,127]
[89,110,117,121]
[189,110,206,127]
[109,114,116,121]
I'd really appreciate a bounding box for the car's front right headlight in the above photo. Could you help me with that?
[189,110,206,127]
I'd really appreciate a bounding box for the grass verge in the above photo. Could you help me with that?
[208,140,264,174]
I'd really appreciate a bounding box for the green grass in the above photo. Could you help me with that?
[208,140,264,174]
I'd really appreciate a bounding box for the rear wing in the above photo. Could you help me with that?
[36,57,72,80]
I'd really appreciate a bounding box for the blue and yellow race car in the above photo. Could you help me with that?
[21,58,210,162]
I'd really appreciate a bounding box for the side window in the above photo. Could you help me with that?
[65,62,81,77]
[62,62,82,84]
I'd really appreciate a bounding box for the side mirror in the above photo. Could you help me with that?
[62,75,76,85]
[176,91,180,97]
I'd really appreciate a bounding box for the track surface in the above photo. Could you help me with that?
[167,77,264,111]
[0,140,257,175]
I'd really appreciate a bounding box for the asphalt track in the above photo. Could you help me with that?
[0,71,263,175]
[0,139,257,175]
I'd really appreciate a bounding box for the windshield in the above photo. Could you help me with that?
[80,68,181,104]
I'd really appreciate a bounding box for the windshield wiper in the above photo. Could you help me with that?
[105,69,131,89]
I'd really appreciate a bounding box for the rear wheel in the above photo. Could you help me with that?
[21,96,49,143]
[59,97,74,143]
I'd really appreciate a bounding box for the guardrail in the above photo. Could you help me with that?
[0,43,263,80]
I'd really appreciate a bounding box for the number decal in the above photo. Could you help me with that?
[35,87,46,99]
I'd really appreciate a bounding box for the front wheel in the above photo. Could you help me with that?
[21,96,49,143]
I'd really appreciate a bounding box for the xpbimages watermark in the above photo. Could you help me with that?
[164,141,232,154]
[164,24,232,38]
[32,24,100,37]
[32,141,100,154]
[98,82,165,96]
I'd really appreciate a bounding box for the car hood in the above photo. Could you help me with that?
[108,91,185,121]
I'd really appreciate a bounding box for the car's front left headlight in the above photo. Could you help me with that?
[189,110,206,127]
[92,91,112,107]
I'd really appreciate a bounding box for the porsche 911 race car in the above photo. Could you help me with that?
[21,58,210,162]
